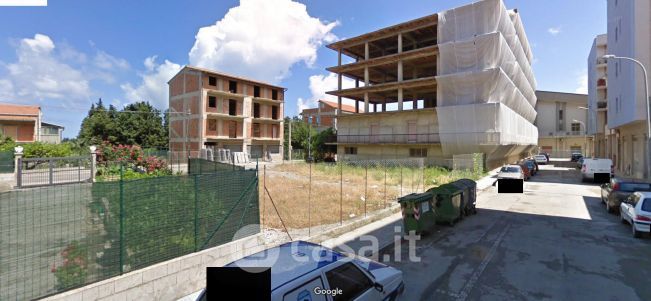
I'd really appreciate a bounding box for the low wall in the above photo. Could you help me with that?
[42,234,266,301]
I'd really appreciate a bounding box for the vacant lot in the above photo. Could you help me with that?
[260,162,483,230]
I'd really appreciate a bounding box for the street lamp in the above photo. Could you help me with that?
[573,119,587,157]
[602,54,651,178]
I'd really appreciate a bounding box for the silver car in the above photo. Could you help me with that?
[497,165,524,180]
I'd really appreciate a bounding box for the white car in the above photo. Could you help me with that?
[196,241,404,301]
[497,165,524,180]
[533,155,548,165]
[620,191,651,238]
[581,158,613,182]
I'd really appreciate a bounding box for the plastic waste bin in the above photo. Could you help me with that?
[449,179,478,216]
[398,191,436,235]
[428,184,463,225]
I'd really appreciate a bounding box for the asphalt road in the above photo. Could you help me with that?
[377,164,651,301]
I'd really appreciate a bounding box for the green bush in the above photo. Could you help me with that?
[22,142,74,158]
[51,241,89,290]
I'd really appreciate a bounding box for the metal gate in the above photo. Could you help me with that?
[17,156,93,188]
[0,151,13,173]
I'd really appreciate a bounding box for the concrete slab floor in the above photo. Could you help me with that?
[363,164,651,301]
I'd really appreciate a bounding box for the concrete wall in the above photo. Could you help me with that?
[42,234,266,301]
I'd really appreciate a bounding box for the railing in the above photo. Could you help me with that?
[327,133,441,144]
[17,156,93,188]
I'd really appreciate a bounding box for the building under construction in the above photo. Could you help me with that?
[326,0,538,168]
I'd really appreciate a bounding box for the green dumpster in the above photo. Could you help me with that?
[449,179,478,216]
[428,184,463,225]
[398,191,436,235]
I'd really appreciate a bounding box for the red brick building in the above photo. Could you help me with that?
[301,100,360,132]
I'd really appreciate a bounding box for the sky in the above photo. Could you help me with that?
[0,0,607,138]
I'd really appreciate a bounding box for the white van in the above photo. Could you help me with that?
[581,158,613,182]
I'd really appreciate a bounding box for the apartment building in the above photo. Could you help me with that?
[536,91,592,157]
[587,34,609,158]
[605,0,651,178]
[168,66,284,161]
[301,100,360,132]
[326,0,538,168]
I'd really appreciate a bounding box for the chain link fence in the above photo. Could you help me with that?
[0,159,258,301]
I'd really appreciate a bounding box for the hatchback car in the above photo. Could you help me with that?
[519,163,531,180]
[601,178,651,213]
[196,241,404,301]
[497,165,524,180]
[534,155,548,165]
[570,153,583,162]
[620,192,651,238]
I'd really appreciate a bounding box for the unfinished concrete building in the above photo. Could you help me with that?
[168,66,285,162]
[326,0,538,168]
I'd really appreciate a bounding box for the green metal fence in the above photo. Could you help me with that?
[0,162,259,301]
[0,151,13,173]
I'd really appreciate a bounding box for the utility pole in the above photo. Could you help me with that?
[288,119,292,161]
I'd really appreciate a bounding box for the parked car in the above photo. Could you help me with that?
[534,155,548,165]
[581,158,613,182]
[576,157,584,169]
[497,165,524,180]
[570,153,583,162]
[524,159,538,176]
[519,163,531,180]
[195,241,405,301]
[619,191,651,238]
[538,152,550,161]
[601,178,651,213]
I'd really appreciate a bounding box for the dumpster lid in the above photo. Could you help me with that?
[449,179,477,189]
[398,191,433,203]
[428,184,463,195]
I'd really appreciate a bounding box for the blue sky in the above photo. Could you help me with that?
[0,0,606,138]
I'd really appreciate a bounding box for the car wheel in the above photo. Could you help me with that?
[632,223,642,238]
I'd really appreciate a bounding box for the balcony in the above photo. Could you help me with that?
[326,133,441,144]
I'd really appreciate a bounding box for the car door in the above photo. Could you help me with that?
[621,195,636,222]
[324,262,380,301]
[282,276,329,301]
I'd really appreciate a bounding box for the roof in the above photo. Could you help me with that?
[0,103,40,116]
[170,65,286,90]
[225,241,346,291]
[41,122,65,129]
[535,90,588,104]
[319,100,363,113]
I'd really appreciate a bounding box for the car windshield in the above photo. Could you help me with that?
[619,183,651,192]
[501,167,520,173]
[642,199,651,212]
[526,162,534,167]
[535,156,545,159]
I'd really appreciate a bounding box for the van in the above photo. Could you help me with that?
[581,158,613,182]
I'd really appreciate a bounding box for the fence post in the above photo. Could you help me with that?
[400,165,403,196]
[308,161,312,237]
[119,164,125,274]
[49,158,54,185]
[90,145,97,182]
[194,174,199,252]
[364,164,367,217]
[384,160,387,209]
[14,147,23,188]
[340,162,343,225]
[262,165,266,227]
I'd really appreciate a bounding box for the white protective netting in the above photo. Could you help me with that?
[436,0,538,156]
[437,31,537,108]
[436,103,538,154]
[437,0,537,89]
[436,68,537,123]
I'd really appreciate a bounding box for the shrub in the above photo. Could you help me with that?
[96,142,172,181]
[51,241,88,290]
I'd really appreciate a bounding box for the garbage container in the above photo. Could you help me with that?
[398,191,436,235]
[449,179,477,216]
[428,184,463,225]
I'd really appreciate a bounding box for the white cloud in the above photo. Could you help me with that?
[575,72,588,94]
[121,55,181,109]
[1,34,91,101]
[94,50,129,70]
[188,0,338,84]
[298,72,356,112]
[548,26,562,36]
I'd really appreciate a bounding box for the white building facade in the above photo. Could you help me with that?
[587,34,609,158]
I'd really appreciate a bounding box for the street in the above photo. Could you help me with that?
[376,164,651,301]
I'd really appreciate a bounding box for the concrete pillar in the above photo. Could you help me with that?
[355,80,359,88]
[398,60,403,82]
[355,100,359,113]
[90,146,97,182]
[365,42,369,60]
[364,93,369,113]
[14,146,23,187]
[398,33,403,54]
[338,49,342,114]
[398,88,403,111]
[364,67,369,86]
[382,101,386,112]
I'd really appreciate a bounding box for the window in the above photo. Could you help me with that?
[253,103,261,118]
[272,89,278,100]
[42,127,59,135]
[229,80,237,93]
[410,148,427,158]
[229,99,237,116]
[325,263,373,301]
[344,147,357,155]
[619,183,651,192]
[208,96,217,108]
[571,122,581,133]
[208,76,216,86]
[272,106,279,120]
[253,123,261,138]
[268,145,280,154]
[558,109,563,120]
[642,199,651,212]
[254,86,261,97]
[208,119,217,131]
[228,121,237,138]
[272,124,279,138]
